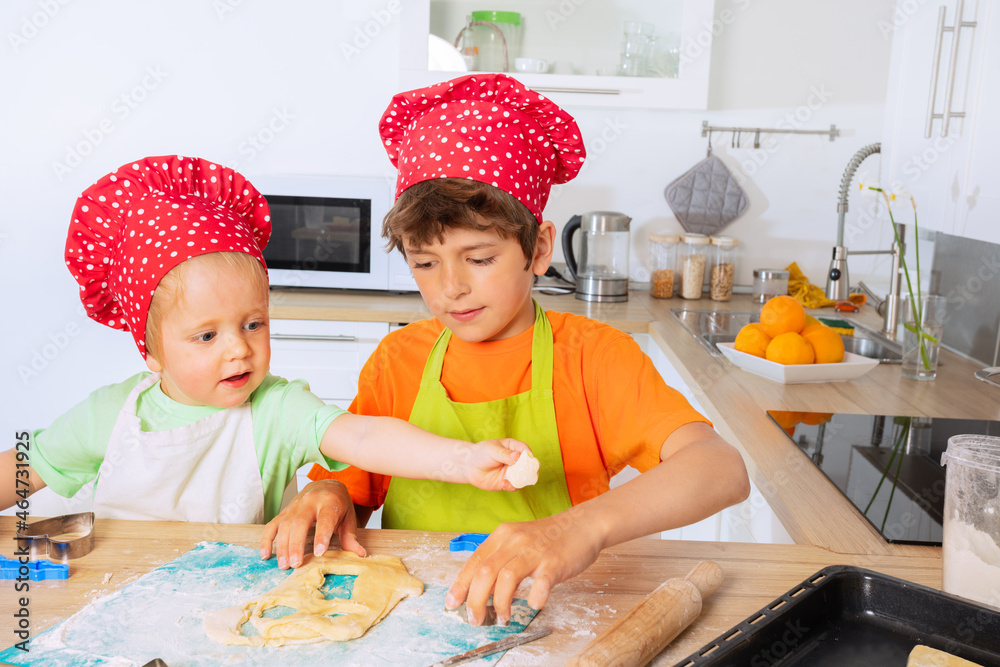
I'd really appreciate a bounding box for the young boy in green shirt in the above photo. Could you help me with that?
[0,155,529,550]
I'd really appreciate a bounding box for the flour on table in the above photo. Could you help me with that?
[204,551,423,646]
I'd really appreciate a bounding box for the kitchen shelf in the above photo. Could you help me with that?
[399,0,715,110]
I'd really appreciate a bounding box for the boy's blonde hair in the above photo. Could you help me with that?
[383,179,538,269]
[145,251,268,358]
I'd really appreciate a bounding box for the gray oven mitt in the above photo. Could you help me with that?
[664,150,749,235]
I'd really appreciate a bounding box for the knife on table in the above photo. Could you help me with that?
[430,627,551,666]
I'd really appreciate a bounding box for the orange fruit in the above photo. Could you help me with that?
[759,295,807,338]
[734,323,772,358]
[801,324,845,364]
[803,314,822,328]
[801,412,834,425]
[770,410,805,429]
[765,332,816,365]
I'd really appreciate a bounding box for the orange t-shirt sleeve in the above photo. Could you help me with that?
[306,462,384,508]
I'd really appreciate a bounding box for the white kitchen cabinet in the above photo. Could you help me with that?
[269,319,389,405]
[269,319,390,500]
[400,0,716,110]
[880,0,998,242]
[632,333,793,544]
[953,1,1000,244]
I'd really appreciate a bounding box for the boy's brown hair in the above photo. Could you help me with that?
[383,179,538,267]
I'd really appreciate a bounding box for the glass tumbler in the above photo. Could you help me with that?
[619,20,655,77]
[900,294,946,381]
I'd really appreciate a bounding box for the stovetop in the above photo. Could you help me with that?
[766,411,1000,546]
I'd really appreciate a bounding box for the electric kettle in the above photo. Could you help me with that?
[562,211,632,302]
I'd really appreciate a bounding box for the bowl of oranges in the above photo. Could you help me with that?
[717,295,879,384]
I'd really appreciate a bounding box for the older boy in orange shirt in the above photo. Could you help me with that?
[262,74,750,625]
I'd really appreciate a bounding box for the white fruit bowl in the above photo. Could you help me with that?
[717,342,879,384]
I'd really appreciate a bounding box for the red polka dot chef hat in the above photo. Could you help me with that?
[379,73,587,223]
[65,155,271,358]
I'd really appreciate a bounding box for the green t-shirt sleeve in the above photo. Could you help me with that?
[31,372,150,498]
[250,374,349,520]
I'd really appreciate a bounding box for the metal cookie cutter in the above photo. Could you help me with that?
[16,512,95,562]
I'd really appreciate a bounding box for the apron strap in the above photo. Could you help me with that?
[530,301,553,393]
[422,327,451,383]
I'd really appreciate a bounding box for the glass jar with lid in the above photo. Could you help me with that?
[647,231,679,298]
[709,236,739,301]
[678,233,710,299]
[470,10,522,72]
[752,268,790,303]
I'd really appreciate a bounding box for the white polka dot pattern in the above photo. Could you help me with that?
[379,74,586,223]
[64,155,271,358]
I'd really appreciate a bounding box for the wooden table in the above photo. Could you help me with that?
[0,517,944,664]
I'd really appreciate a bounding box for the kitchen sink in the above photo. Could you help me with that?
[841,336,902,362]
[669,309,751,357]
[670,309,904,363]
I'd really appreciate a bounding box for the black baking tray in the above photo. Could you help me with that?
[675,565,1000,666]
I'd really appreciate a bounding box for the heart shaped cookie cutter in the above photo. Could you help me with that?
[16,511,95,562]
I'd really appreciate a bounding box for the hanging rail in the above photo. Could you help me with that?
[701,120,839,148]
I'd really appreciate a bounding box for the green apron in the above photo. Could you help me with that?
[382,301,573,532]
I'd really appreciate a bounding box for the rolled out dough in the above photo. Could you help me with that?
[907,645,983,667]
[204,551,423,647]
[505,450,540,489]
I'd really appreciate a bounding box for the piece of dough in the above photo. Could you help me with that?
[908,645,983,667]
[204,551,422,647]
[505,450,540,488]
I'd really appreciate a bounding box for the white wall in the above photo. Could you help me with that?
[1,0,898,463]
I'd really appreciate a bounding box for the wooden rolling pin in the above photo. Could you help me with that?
[566,560,724,667]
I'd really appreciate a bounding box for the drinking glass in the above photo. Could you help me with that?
[900,294,946,381]
[619,20,655,77]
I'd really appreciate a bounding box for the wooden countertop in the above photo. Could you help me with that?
[270,287,1000,557]
[268,287,656,333]
[0,517,945,664]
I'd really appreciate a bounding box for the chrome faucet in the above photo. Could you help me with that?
[824,142,904,339]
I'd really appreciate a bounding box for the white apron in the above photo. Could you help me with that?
[93,374,265,523]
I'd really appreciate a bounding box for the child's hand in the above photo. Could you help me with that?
[466,439,531,491]
[259,480,366,569]
[444,513,605,625]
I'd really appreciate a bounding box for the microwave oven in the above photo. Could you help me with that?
[253,175,416,292]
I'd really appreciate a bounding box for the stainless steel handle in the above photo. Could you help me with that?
[924,6,947,138]
[270,333,358,343]
[941,0,965,135]
[530,86,621,96]
[975,367,1000,388]
[924,0,977,138]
